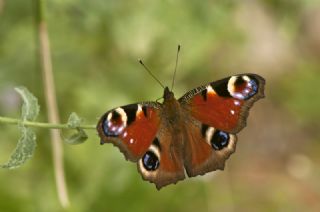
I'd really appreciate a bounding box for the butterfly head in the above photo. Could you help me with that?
[163,87,175,101]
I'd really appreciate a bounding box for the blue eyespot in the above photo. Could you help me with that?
[211,130,229,150]
[246,79,258,99]
[142,151,160,171]
[233,77,258,100]
[102,116,122,137]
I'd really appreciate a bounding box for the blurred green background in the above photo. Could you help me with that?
[1,0,320,211]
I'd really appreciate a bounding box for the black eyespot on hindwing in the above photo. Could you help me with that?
[211,130,229,150]
[142,151,160,171]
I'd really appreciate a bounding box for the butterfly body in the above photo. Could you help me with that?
[97,74,265,189]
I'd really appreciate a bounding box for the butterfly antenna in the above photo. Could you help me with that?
[139,60,165,89]
[171,44,181,91]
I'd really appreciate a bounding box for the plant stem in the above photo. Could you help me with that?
[36,0,70,208]
[0,116,96,129]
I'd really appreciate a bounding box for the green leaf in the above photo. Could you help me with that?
[64,128,88,145]
[15,87,40,121]
[0,87,39,169]
[63,112,88,145]
[67,112,83,128]
[0,128,36,169]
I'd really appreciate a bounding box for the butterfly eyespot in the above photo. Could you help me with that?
[229,76,259,100]
[211,130,229,150]
[142,151,160,171]
[247,78,258,97]
[97,72,264,189]
[102,110,126,137]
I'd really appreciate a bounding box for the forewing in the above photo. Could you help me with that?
[97,102,186,189]
[97,102,161,161]
[179,74,265,134]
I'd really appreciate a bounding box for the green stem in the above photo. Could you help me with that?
[0,116,96,130]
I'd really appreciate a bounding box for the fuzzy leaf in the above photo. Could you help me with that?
[67,112,82,128]
[15,87,40,121]
[64,128,88,145]
[0,87,39,169]
[0,128,36,169]
[63,112,88,144]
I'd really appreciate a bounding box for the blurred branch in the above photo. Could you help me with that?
[0,116,96,129]
[36,0,70,208]
[0,0,4,14]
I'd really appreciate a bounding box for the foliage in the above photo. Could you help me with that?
[1,0,320,211]
[64,112,88,145]
[0,88,89,169]
[0,87,39,169]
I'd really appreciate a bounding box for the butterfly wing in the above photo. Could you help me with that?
[97,74,265,188]
[179,73,265,134]
[97,102,161,161]
[97,102,185,189]
[179,74,265,176]
[137,125,185,189]
[182,116,237,177]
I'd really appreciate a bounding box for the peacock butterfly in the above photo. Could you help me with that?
[97,47,265,189]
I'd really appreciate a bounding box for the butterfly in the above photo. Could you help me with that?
[97,50,265,190]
